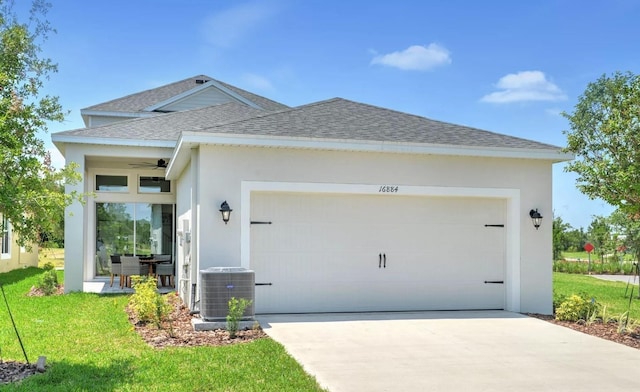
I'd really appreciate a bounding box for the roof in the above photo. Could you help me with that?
[82,75,289,113]
[196,98,560,150]
[54,75,571,167]
[57,102,266,141]
[60,97,560,151]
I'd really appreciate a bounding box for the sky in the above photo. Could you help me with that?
[15,0,640,229]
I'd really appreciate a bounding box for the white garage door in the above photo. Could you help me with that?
[250,192,505,313]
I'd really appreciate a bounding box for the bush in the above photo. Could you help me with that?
[36,263,59,295]
[227,297,252,338]
[555,294,600,322]
[129,276,170,328]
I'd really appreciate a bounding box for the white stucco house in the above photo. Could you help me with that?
[52,75,572,315]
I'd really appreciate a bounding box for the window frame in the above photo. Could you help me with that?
[1,217,11,258]
[95,174,129,193]
[138,176,172,194]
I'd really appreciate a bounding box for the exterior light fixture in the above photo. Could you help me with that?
[219,201,232,224]
[529,209,543,230]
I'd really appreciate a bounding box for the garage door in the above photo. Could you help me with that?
[250,192,505,313]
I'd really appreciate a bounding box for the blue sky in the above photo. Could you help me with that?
[25,0,640,229]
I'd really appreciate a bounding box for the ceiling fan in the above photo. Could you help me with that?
[128,158,169,169]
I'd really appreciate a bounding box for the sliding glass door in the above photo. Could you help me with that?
[96,203,174,277]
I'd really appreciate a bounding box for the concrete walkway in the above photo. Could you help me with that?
[258,311,640,392]
[592,274,638,283]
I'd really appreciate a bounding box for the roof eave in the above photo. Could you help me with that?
[188,131,570,159]
[51,134,176,153]
[165,131,573,179]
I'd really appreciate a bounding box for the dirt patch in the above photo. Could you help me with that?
[126,292,267,349]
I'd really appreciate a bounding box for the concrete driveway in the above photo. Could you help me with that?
[258,311,640,391]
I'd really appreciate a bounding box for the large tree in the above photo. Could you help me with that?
[0,1,80,248]
[563,71,640,215]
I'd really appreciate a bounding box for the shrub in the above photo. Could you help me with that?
[129,276,171,328]
[555,294,600,322]
[552,292,567,313]
[36,264,59,295]
[227,297,252,338]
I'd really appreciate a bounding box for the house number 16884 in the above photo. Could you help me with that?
[378,185,399,193]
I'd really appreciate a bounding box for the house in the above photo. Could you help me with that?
[0,214,39,273]
[52,75,572,315]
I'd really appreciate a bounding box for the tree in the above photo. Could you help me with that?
[564,227,587,252]
[563,71,640,216]
[610,209,640,263]
[587,215,613,263]
[0,1,81,248]
[552,216,572,261]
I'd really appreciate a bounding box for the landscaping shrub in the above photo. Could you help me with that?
[227,297,252,338]
[129,276,171,328]
[555,294,600,322]
[36,262,59,295]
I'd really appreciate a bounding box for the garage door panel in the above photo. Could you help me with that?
[251,192,505,313]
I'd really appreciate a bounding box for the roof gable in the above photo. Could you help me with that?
[81,75,289,115]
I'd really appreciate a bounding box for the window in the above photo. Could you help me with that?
[1,217,10,257]
[139,177,171,193]
[95,203,174,276]
[96,175,128,192]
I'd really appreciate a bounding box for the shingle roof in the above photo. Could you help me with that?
[197,98,560,150]
[60,97,561,152]
[59,102,266,140]
[82,75,289,113]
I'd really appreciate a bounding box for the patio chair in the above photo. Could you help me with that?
[155,262,174,288]
[120,256,147,288]
[109,255,122,288]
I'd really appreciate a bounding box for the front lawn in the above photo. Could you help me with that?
[553,272,640,320]
[0,268,324,391]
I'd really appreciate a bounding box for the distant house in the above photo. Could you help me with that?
[0,214,38,273]
[52,75,572,315]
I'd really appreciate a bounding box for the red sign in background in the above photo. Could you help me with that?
[584,243,594,253]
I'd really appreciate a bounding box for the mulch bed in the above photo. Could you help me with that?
[528,313,640,350]
[125,292,267,349]
[0,362,38,385]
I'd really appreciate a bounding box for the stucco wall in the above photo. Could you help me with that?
[0,236,38,273]
[63,143,175,292]
[190,145,554,314]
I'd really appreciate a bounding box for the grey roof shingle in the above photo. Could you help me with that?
[198,98,560,150]
[59,102,266,140]
[82,75,289,113]
[59,97,561,152]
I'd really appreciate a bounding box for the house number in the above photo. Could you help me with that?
[378,185,399,193]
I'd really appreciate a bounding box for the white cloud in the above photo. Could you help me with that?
[370,44,452,71]
[481,71,567,103]
[202,2,278,48]
[241,73,274,91]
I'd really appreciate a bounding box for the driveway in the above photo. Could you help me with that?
[258,311,640,391]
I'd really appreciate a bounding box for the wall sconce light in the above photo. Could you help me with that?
[219,201,232,224]
[529,209,543,230]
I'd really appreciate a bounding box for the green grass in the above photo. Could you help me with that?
[554,272,640,320]
[0,268,325,391]
[561,251,591,260]
[561,251,635,262]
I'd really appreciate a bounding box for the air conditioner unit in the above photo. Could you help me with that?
[200,267,255,321]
